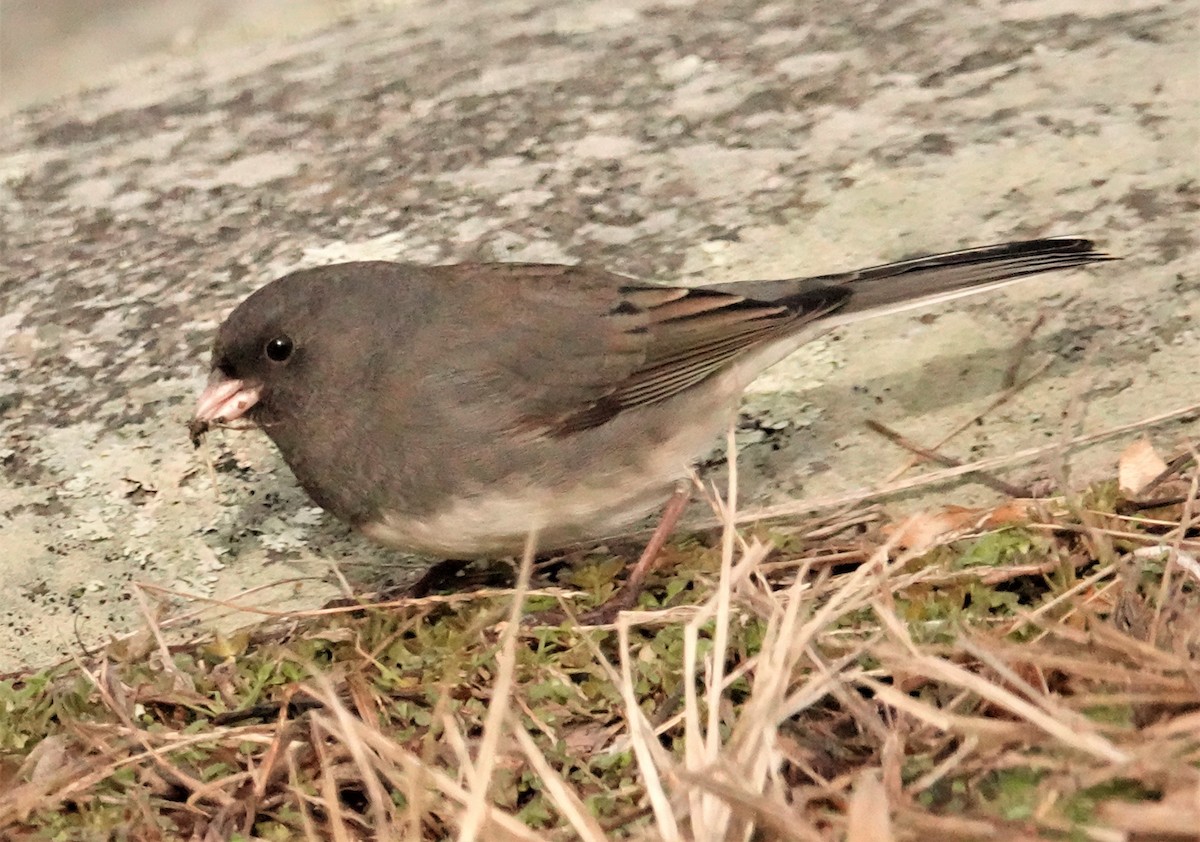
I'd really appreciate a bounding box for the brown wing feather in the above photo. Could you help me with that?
[537,283,850,435]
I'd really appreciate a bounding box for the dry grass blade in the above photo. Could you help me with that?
[673,767,825,842]
[617,619,682,841]
[872,605,1130,764]
[326,711,550,842]
[846,770,893,842]
[307,674,393,833]
[508,712,608,842]
[692,427,741,840]
[460,529,538,842]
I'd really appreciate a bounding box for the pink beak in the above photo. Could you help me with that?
[193,372,262,427]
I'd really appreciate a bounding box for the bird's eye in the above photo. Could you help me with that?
[265,336,294,363]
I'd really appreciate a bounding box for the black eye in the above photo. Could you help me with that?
[265,336,294,362]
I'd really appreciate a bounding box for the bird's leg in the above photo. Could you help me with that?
[577,482,692,625]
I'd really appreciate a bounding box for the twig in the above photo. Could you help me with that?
[1002,312,1047,389]
[884,357,1054,484]
[865,419,1029,497]
[460,530,537,842]
[1150,445,1200,644]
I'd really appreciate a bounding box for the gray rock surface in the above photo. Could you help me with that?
[1,0,1197,670]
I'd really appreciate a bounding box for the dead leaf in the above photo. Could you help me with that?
[1118,438,1169,496]
[980,499,1035,527]
[885,506,982,553]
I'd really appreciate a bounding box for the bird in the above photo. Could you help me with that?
[191,237,1112,617]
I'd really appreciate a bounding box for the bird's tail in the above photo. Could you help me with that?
[709,237,1115,324]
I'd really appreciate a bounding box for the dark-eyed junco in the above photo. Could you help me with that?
[192,237,1111,609]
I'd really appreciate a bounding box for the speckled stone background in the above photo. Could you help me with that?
[1,0,1197,670]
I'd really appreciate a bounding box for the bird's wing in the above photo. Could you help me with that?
[425,263,848,436]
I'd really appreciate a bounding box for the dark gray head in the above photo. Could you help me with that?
[192,261,423,441]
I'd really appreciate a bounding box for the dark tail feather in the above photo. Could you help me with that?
[829,237,1115,318]
[706,237,1115,322]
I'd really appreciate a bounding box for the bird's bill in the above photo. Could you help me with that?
[190,372,261,445]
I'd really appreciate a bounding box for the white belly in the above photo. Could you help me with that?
[360,472,675,557]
